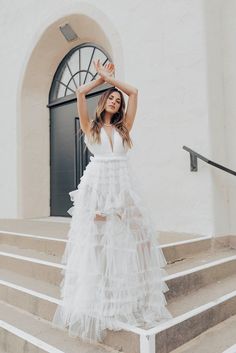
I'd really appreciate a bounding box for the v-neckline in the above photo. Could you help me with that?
[102,126,115,152]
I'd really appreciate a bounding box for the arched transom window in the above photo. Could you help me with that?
[49,43,112,102]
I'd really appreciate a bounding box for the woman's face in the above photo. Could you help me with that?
[104,91,121,114]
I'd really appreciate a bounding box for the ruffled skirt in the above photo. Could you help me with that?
[52,155,172,343]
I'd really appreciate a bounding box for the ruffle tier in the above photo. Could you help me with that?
[52,156,172,343]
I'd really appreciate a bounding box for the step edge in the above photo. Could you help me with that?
[164,254,236,281]
[0,231,66,243]
[160,235,212,248]
[145,289,236,335]
[0,319,64,353]
[1,277,236,339]
[1,251,235,280]
[0,279,60,304]
[0,251,64,269]
[222,344,236,353]
[0,231,214,248]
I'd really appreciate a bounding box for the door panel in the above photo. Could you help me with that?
[50,94,100,216]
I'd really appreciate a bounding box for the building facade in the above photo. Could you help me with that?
[1,0,236,236]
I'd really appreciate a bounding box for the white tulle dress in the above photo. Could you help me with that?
[52,125,172,343]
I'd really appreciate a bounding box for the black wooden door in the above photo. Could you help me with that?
[50,94,100,216]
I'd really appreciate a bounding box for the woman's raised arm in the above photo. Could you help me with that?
[94,60,138,131]
[76,76,104,135]
[76,62,115,134]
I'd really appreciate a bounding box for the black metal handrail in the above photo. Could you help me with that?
[183,146,236,176]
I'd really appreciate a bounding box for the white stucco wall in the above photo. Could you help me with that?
[221,0,236,235]
[0,0,234,236]
[128,0,212,235]
[202,0,230,236]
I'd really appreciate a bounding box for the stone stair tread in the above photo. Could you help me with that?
[170,314,236,353]
[1,237,235,277]
[0,244,60,264]
[0,219,69,238]
[1,257,236,320]
[0,218,205,244]
[0,218,235,353]
[167,273,236,316]
[166,247,236,275]
[222,344,236,353]
[0,300,121,353]
[0,268,59,298]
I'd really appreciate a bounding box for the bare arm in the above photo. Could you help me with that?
[76,76,104,135]
[94,60,138,131]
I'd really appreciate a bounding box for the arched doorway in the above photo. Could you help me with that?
[48,43,112,216]
[18,6,124,219]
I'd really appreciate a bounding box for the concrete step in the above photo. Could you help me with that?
[0,245,236,301]
[0,220,235,353]
[0,301,121,353]
[0,218,204,243]
[1,243,236,296]
[0,268,59,321]
[165,248,236,301]
[2,288,234,353]
[0,269,59,298]
[222,344,236,353]
[1,254,236,352]
[0,232,66,259]
[146,289,236,353]
[0,238,234,273]
[0,243,61,264]
[162,235,231,264]
[165,243,235,274]
[1,263,236,322]
[1,229,229,264]
[0,219,69,238]
[0,248,62,286]
[170,314,236,353]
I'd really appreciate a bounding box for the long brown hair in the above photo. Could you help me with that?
[87,87,133,149]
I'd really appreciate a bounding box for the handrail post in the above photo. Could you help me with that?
[190,152,198,172]
[183,145,236,176]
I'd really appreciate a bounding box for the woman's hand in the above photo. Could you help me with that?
[93,59,115,82]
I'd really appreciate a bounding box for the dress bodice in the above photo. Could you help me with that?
[84,126,129,158]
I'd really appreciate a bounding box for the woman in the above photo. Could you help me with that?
[52,59,172,343]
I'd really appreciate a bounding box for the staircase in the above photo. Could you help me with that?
[0,218,236,353]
